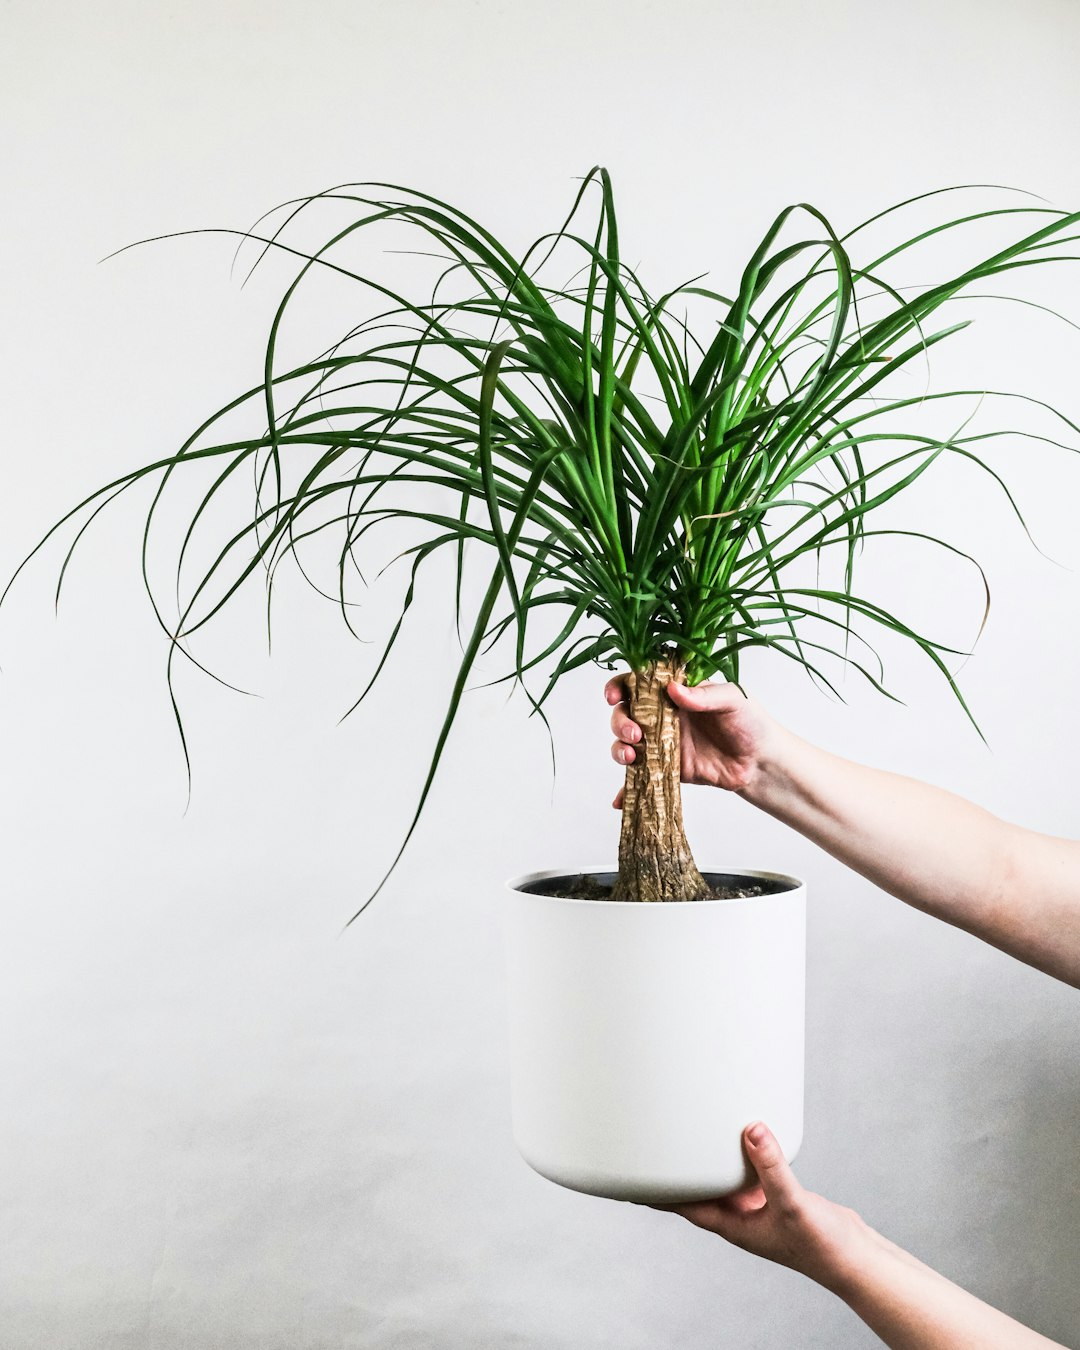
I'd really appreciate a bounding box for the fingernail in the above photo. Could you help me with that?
[746,1123,766,1147]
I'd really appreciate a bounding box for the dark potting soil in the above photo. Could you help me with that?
[525,871,794,902]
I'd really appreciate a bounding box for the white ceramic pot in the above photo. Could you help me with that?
[501,866,806,1204]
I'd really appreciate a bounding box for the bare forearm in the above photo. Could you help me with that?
[830,1227,1067,1349]
[743,727,1080,986]
[743,728,1009,921]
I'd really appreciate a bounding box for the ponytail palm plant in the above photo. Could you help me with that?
[10,168,1080,908]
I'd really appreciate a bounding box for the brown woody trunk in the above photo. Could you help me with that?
[610,655,709,902]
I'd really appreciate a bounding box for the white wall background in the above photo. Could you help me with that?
[3,1,1080,1346]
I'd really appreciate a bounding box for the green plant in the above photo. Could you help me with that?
[8,168,1079,909]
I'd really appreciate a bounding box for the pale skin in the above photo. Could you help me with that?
[606,675,1080,1350]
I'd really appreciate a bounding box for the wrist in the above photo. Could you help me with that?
[805,1211,888,1300]
[738,720,805,811]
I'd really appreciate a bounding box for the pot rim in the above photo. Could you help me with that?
[506,864,804,905]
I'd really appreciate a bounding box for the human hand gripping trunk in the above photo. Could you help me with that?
[605,677,1080,986]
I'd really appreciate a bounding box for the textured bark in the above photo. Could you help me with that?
[610,655,709,902]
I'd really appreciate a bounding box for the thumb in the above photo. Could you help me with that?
[667,680,745,712]
[743,1122,801,1209]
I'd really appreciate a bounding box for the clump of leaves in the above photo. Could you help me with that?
[7,169,1079,909]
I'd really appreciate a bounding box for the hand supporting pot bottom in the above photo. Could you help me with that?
[651,1123,1067,1350]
